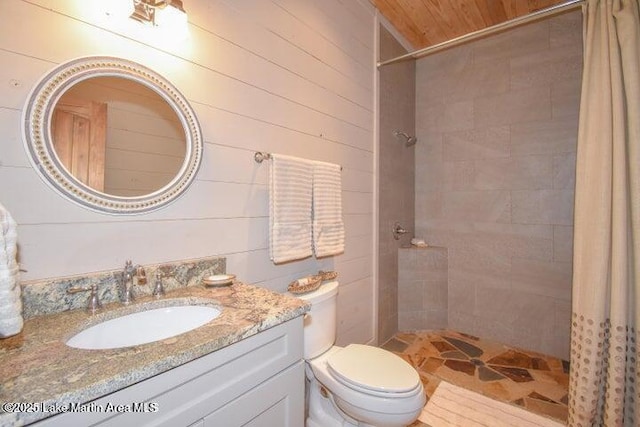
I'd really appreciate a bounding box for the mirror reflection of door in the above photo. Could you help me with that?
[51,98,107,192]
[51,77,186,197]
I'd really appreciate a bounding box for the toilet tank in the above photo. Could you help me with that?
[293,280,339,359]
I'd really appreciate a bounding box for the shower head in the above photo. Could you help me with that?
[393,130,417,147]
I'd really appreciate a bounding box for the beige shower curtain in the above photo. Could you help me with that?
[568,0,640,426]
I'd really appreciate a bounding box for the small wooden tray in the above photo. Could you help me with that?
[288,275,322,294]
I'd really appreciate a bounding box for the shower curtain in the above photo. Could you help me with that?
[568,0,640,426]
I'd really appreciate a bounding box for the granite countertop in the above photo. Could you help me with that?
[0,282,309,426]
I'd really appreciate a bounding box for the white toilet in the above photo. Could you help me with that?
[294,281,425,427]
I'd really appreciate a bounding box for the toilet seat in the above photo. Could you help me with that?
[327,344,420,396]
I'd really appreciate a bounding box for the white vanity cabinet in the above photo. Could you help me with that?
[34,317,304,427]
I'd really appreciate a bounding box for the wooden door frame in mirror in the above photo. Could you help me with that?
[22,56,203,215]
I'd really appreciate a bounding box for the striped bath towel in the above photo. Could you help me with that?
[269,154,314,264]
[312,161,344,258]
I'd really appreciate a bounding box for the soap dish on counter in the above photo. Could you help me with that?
[202,274,236,287]
[288,275,322,295]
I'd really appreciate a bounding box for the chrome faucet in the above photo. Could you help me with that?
[121,269,135,305]
[67,283,102,314]
[121,260,146,304]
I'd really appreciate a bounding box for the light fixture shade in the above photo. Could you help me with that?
[154,0,188,29]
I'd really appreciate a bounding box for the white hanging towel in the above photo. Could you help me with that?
[312,161,345,257]
[0,202,22,338]
[269,154,314,264]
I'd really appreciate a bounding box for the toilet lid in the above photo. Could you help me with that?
[327,344,420,393]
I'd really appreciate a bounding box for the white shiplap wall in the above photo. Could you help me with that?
[0,0,376,345]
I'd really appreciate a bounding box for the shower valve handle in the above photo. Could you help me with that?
[393,222,408,240]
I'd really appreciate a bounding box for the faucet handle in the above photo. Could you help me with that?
[392,222,409,240]
[152,271,165,298]
[67,284,102,314]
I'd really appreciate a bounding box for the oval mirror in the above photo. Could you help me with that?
[22,56,202,214]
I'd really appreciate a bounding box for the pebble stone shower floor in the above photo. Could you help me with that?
[380,330,570,426]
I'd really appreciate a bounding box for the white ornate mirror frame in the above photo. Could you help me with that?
[22,56,203,215]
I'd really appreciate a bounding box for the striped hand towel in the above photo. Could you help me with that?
[312,161,345,258]
[269,154,314,264]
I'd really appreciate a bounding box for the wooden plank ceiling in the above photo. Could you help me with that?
[372,0,568,49]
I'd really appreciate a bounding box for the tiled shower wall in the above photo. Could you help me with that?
[378,26,415,344]
[414,11,582,359]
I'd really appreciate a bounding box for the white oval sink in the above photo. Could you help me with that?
[66,305,221,350]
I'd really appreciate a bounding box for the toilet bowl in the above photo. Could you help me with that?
[292,281,425,427]
[308,345,425,426]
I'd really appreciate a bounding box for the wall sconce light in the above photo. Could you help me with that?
[130,0,187,29]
